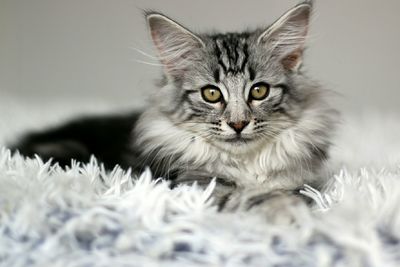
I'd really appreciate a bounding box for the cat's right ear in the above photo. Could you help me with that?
[146,12,205,79]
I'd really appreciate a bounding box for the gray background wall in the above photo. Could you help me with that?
[1,0,400,112]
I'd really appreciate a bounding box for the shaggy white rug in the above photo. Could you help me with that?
[0,98,400,267]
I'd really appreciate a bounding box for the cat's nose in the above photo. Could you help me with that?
[228,121,249,134]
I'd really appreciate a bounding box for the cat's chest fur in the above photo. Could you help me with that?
[135,109,320,191]
[190,136,314,191]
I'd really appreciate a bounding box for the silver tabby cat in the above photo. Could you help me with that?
[135,1,338,215]
[14,1,338,220]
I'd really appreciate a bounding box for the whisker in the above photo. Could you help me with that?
[134,59,164,66]
[130,47,159,60]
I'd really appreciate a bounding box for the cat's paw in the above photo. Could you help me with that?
[224,189,310,225]
[249,191,309,225]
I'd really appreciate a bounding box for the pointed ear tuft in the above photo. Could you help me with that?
[257,3,312,71]
[146,13,204,79]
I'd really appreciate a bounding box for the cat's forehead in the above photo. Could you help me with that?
[202,32,257,81]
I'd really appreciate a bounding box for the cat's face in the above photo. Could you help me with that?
[147,2,311,152]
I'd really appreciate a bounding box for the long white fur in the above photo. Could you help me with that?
[1,122,400,267]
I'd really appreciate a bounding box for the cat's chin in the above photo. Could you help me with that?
[211,135,263,154]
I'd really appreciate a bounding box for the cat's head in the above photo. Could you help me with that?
[146,1,319,153]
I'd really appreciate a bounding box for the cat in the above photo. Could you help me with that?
[12,1,338,220]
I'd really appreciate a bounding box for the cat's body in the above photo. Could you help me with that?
[12,1,338,217]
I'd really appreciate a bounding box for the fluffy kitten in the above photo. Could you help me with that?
[13,1,338,218]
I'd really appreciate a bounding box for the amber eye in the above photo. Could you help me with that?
[201,86,222,103]
[250,82,270,100]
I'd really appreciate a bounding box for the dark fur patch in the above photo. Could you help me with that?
[11,113,142,170]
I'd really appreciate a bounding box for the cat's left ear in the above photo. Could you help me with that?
[146,12,205,79]
[257,2,312,71]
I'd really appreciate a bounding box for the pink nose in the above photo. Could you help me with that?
[228,121,249,133]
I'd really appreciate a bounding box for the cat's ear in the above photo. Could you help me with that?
[146,12,205,79]
[257,2,312,71]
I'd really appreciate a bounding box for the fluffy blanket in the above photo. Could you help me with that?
[0,98,400,267]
